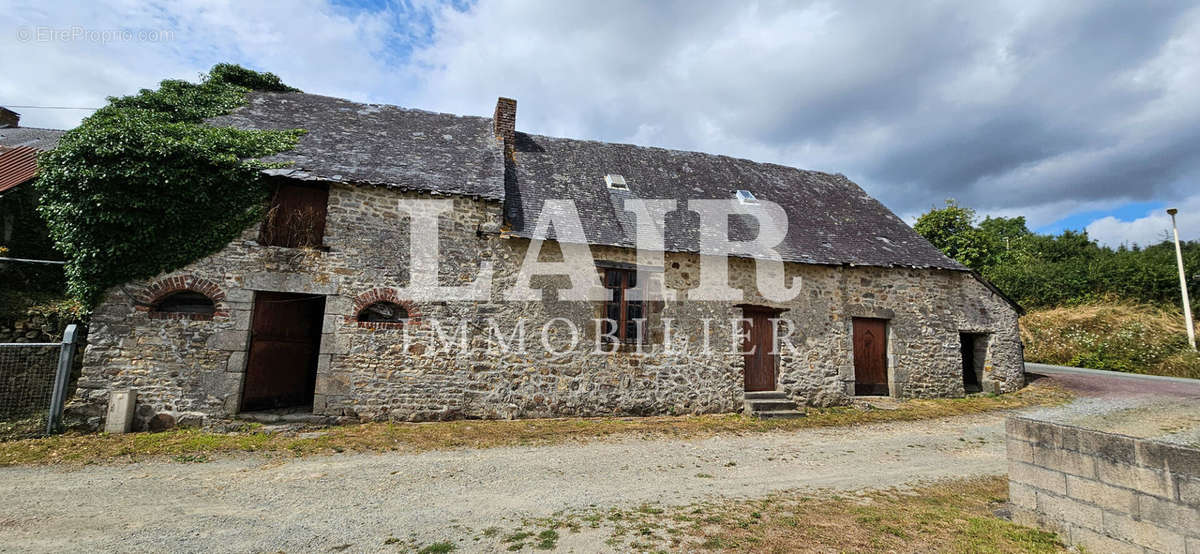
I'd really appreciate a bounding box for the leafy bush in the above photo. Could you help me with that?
[35,63,304,309]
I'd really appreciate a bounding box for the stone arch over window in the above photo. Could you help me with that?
[136,275,227,320]
[350,288,420,329]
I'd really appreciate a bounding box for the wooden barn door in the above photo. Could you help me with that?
[241,292,326,412]
[742,308,777,392]
[853,318,889,396]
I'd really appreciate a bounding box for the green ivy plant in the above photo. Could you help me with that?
[36,64,306,309]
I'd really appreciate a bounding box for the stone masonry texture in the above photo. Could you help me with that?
[1007,416,1200,553]
[71,182,1025,430]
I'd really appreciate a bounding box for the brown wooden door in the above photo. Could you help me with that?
[743,309,777,392]
[853,318,888,395]
[241,292,326,412]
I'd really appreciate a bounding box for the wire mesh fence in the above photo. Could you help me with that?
[0,325,80,440]
[0,343,60,439]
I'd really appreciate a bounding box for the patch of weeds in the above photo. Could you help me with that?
[637,504,664,515]
[695,473,714,478]
[534,529,558,550]
[383,536,400,545]
[503,531,533,543]
[171,453,209,463]
[481,527,500,538]
[417,542,456,554]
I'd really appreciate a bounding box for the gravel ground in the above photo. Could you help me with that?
[1,369,1196,553]
[0,414,1012,553]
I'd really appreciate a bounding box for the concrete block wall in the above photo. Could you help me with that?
[1007,416,1200,553]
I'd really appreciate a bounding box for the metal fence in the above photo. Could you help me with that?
[0,324,79,440]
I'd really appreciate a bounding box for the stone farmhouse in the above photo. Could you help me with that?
[72,93,1025,429]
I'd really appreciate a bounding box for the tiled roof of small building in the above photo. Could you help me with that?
[0,127,64,151]
[213,92,964,271]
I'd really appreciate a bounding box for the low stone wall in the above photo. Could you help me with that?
[1006,416,1200,553]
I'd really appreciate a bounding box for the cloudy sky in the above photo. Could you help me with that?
[3,0,1198,247]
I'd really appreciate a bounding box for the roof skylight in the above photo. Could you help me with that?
[604,174,628,190]
[735,189,758,204]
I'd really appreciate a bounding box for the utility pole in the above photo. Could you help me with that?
[1167,208,1196,351]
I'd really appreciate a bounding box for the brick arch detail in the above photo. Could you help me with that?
[136,274,228,320]
[349,288,421,329]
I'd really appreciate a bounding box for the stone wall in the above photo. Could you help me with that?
[1007,416,1200,553]
[72,180,1024,428]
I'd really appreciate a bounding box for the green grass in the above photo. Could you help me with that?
[526,476,1066,552]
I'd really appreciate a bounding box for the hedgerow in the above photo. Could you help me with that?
[35,64,305,309]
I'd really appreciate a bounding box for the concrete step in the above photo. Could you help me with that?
[743,390,788,400]
[745,399,797,412]
[753,409,806,419]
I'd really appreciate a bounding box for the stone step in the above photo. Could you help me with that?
[753,409,806,419]
[743,390,789,400]
[745,399,798,412]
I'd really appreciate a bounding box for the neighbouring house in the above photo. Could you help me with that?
[71,93,1025,430]
[0,111,65,282]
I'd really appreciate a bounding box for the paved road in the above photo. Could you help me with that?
[1025,362,1200,399]
[0,367,1194,553]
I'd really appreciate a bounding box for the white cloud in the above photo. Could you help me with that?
[1,0,409,128]
[3,0,1199,239]
[1086,195,1200,248]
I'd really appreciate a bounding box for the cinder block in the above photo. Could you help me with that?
[1138,493,1200,532]
[1066,474,1137,514]
[1035,445,1097,478]
[1078,431,1137,464]
[1097,458,1175,499]
[1010,505,1068,536]
[1138,440,1200,478]
[1007,417,1037,442]
[1102,510,1187,554]
[1008,438,1035,463]
[1178,475,1200,507]
[1038,491,1103,528]
[1009,480,1038,509]
[1070,524,1145,554]
[104,389,136,434]
[1010,461,1068,495]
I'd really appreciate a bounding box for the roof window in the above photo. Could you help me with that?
[735,189,759,204]
[604,174,628,190]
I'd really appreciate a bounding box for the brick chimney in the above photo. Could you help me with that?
[493,97,516,143]
[0,107,19,128]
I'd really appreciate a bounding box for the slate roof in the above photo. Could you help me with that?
[505,133,964,270]
[0,127,64,151]
[212,92,964,272]
[209,93,505,201]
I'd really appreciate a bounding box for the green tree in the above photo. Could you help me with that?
[913,200,1000,271]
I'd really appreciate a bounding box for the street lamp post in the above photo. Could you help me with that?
[1167,208,1196,351]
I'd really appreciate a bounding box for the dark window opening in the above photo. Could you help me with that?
[153,291,216,315]
[260,182,329,248]
[601,268,643,345]
[358,301,408,324]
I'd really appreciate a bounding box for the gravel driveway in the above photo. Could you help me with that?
[2,369,1196,553]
